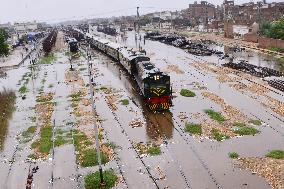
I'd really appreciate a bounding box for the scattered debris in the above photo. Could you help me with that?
[236,157,284,189]
[129,118,144,128]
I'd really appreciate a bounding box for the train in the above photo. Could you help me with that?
[67,38,79,53]
[42,30,57,55]
[97,24,117,36]
[76,29,172,111]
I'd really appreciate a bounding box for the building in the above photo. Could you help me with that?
[183,1,216,26]
[223,0,284,26]
[14,21,38,32]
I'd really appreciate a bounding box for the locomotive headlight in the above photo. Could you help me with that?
[154,75,160,80]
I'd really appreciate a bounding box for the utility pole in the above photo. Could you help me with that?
[170,12,173,32]
[86,45,105,185]
[137,7,140,35]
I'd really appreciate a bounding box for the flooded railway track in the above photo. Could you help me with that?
[187,65,284,136]
[185,55,284,128]
[145,109,222,189]
[93,110,129,188]
[102,96,160,189]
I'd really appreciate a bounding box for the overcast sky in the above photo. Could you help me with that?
[0,0,283,23]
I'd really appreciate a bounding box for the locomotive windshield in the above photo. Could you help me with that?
[144,73,171,97]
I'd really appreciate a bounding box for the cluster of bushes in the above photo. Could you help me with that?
[260,17,284,40]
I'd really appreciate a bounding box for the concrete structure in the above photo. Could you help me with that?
[233,25,249,37]
[224,21,234,38]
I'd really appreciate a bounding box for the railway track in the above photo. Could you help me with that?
[4,64,45,189]
[102,95,160,189]
[186,55,284,125]
[186,60,284,136]
[91,51,222,188]
[93,110,130,188]
[87,41,225,189]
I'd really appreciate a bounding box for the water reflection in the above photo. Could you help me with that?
[144,110,174,140]
[0,89,16,151]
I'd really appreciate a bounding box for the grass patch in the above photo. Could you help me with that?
[21,126,37,142]
[48,84,54,88]
[120,99,129,106]
[54,135,69,147]
[147,146,161,155]
[249,119,262,126]
[100,86,108,90]
[73,130,109,167]
[211,128,229,141]
[233,122,246,127]
[134,142,162,156]
[79,67,87,71]
[28,153,37,160]
[19,85,28,94]
[104,142,118,150]
[69,91,84,102]
[180,89,196,97]
[233,123,260,136]
[267,46,284,53]
[85,170,118,189]
[228,152,239,159]
[81,149,109,167]
[266,150,284,159]
[38,54,57,64]
[31,124,52,155]
[204,109,226,123]
[185,122,202,135]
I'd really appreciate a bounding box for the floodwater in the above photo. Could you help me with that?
[0,30,283,189]
[91,29,284,188]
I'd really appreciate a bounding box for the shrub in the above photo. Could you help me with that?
[19,85,28,94]
[211,128,229,141]
[233,123,260,136]
[204,109,225,123]
[185,122,202,135]
[266,150,284,159]
[85,170,117,189]
[180,89,196,97]
[228,152,239,159]
[147,146,161,155]
[120,99,129,106]
[248,119,262,126]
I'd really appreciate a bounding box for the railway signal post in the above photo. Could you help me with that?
[86,45,105,186]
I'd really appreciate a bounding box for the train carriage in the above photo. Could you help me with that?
[73,28,172,111]
[105,42,121,60]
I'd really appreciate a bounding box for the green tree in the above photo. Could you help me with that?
[260,17,284,40]
[0,33,9,57]
[0,28,9,40]
[270,17,284,40]
[259,21,271,36]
